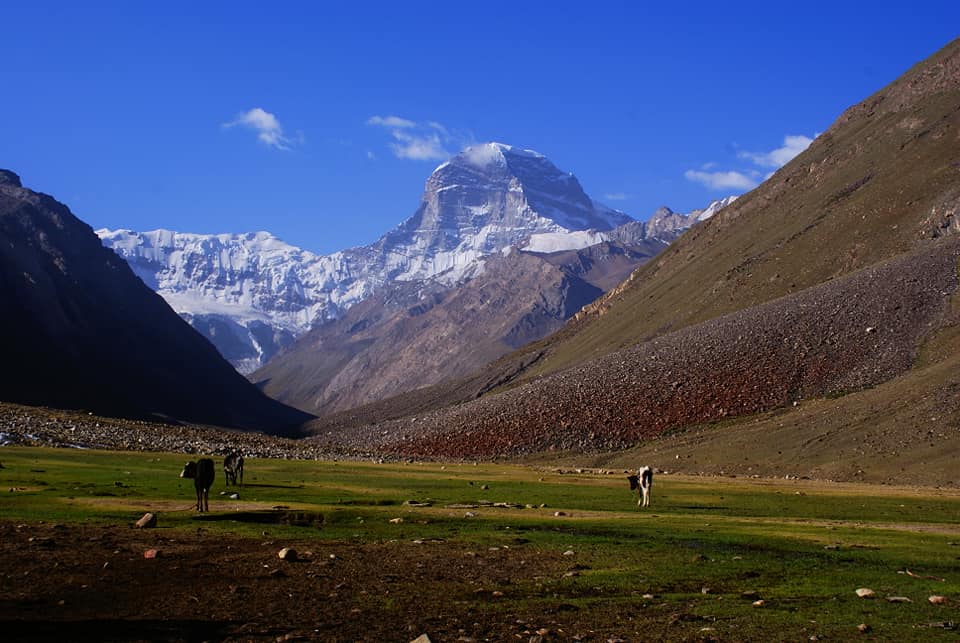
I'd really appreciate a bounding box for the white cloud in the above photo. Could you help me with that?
[685,132,816,192]
[366,115,416,129]
[390,130,448,161]
[367,114,472,162]
[223,107,294,150]
[462,143,504,167]
[604,192,630,201]
[737,134,814,168]
[684,169,759,191]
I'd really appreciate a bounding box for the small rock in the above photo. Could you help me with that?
[135,513,157,529]
[855,588,876,598]
[928,595,947,605]
[229,493,239,500]
[554,511,566,517]
[886,596,911,603]
[642,593,655,600]
[278,547,297,561]
[410,635,432,643]
[857,624,871,634]
[491,590,504,597]
[563,549,575,556]
[481,484,489,490]
[752,600,766,608]
[143,549,160,559]
[701,586,713,595]
[464,511,476,518]
[389,517,404,524]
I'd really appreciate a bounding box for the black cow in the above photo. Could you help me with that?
[180,458,215,512]
[224,453,244,487]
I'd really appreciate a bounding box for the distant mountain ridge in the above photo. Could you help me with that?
[0,169,312,433]
[99,143,735,372]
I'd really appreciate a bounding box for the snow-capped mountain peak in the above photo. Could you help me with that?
[98,142,736,373]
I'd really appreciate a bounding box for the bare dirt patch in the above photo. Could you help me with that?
[0,520,639,642]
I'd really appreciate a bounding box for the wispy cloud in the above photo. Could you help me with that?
[685,133,816,192]
[366,115,416,129]
[367,115,472,161]
[737,134,814,168]
[223,107,295,150]
[684,169,760,191]
[604,192,630,201]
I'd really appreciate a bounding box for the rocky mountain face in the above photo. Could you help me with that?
[99,143,731,373]
[0,170,312,434]
[253,240,663,416]
[303,38,960,459]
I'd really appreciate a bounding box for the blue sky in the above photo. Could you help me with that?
[3,2,958,255]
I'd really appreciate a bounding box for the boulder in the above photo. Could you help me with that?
[135,513,157,529]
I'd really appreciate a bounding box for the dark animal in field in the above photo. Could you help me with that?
[223,453,244,487]
[180,458,215,512]
[627,466,653,508]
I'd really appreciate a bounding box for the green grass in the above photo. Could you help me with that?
[2,446,959,640]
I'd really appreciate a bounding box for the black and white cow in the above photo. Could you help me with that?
[180,458,215,512]
[627,466,653,508]
[223,453,244,487]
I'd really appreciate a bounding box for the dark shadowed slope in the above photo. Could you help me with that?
[0,171,312,434]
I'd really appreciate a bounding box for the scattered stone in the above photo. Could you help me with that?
[855,588,876,598]
[642,593,655,600]
[563,550,575,557]
[928,595,948,605]
[857,624,871,634]
[491,590,504,598]
[752,600,766,608]
[229,493,239,500]
[464,512,476,518]
[886,596,912,603]
[389,517,404,524]
[135,513,157,529]
[554,511,566,517]
[481,485,489,490]
[278,547,297,561]
[143,549,160,559]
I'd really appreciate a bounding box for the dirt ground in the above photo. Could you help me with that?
[0,520,663,643]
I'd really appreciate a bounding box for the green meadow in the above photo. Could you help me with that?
[1,446,958,641]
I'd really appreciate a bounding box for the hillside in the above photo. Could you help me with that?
[304,38,960,461]
[0,171,312,434]
[521,37,960,379]
[254,241,662,416]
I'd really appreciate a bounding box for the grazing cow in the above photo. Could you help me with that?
[180,458,215,512]
[223,453,244,487]
[627,466,653,508]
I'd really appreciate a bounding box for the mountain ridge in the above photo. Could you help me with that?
[100,143,735,373]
